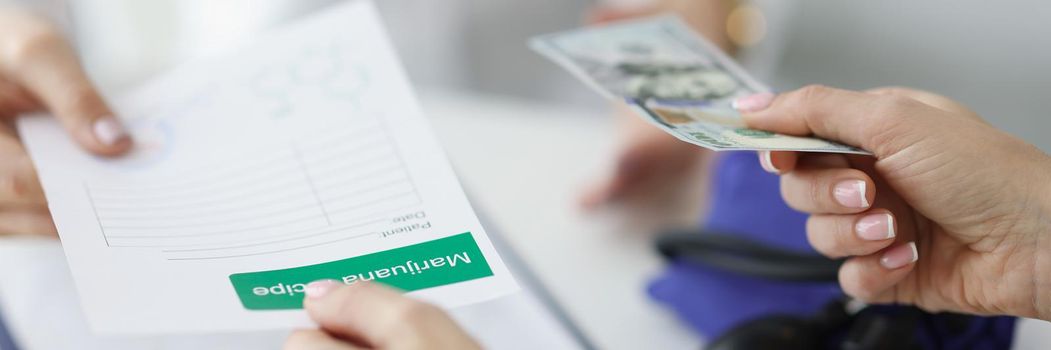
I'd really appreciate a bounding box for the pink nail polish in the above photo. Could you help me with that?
[880,242,918,269]
[758,151,781,174]
[732,93,775,113]
[92,116,129,146]
[305,280,341,299]
[833,180,869,208]
[856,213,895,241]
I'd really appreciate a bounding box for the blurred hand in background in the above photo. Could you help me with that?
[580,0,736,208]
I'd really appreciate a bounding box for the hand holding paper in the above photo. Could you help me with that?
[0,7,133,238]
[285,281,482,349]
[18,1,516,334]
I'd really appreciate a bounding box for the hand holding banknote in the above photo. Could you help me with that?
[532,16,867,155]
[0,7,131,237]
[738,85,1051,320]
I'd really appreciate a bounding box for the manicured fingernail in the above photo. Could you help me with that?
[833,180,870,208]
[92,116,129,146]
[856,213,895,241]
[880,242,918,269]
[758,151,781,174]
[305,280,341,299]
[732,93,775,113]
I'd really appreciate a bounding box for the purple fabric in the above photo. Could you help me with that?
[646,151,1015,348]
[0,310,17,350]
[647,151,841,337]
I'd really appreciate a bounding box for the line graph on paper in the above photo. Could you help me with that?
[83,122,423,261]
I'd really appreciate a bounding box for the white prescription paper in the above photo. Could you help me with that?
[18,0,517,335]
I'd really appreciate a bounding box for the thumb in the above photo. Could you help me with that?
[736,85,930,157]
[1,17,131,156]
[302,281,440,348]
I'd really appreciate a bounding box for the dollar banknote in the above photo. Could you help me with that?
[530,16,869,154]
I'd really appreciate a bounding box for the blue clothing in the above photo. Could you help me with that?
[0,309,17,350]
[647,151,1014,348]
[648,151,840,337]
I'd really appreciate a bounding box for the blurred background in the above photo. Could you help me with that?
[35,0,1051,151]
[6,1,1051,348]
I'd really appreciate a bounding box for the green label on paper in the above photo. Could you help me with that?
[229,232,493,310]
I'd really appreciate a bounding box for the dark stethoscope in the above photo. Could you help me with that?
[655,230,927,350]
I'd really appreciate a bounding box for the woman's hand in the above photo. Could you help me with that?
[0,7,131,237]
[284,281,480,350]
[738,85,1051,320]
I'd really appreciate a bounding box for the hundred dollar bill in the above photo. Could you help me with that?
[530,16,869,154]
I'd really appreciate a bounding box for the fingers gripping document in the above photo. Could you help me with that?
[17,0,517,334]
